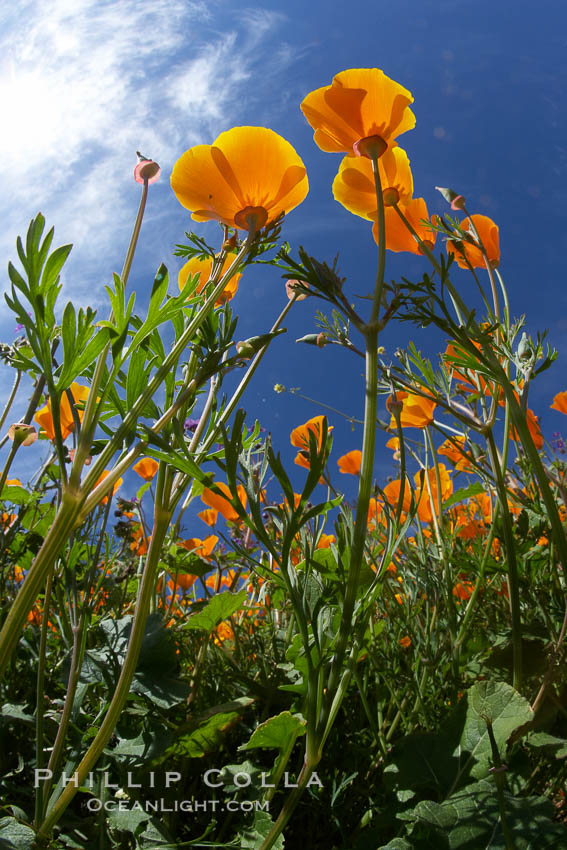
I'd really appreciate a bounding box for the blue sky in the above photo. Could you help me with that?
[2,0,567,510]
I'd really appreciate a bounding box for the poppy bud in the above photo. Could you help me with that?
[517,333,533,362]
[295,334,320,346]
[236,329,286,359]
[8,422,37,447]
[386,395,404,418]
[134,152,161,184]
[286,279,309,301]
[435,186,466,210]
[222,233,238,251]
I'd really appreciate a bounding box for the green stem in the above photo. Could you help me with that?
[486,430,522,689]
[0,370,21,432]
[37,466,174,838]
[258,754,321,850]
[0,491,83,681]
[34,567,54,826]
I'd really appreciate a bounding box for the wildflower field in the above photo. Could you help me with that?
[1,67,567,849]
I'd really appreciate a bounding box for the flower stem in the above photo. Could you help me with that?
[0,491,83,681]
[37,465,174,838]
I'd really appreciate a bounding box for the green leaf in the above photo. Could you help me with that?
[0,486,32,505]
[442,482,486,510]
[41,243,72,293]
[107,804,152,834]
[184,589,248,632]
[173,709,245,758]
[458,681,533,780]
[398,779,567,849]
[240,712,306,751]
[239,810,285,850]
[0,818,36,850]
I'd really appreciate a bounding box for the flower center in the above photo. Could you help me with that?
[352,135,388,159]
[234,205,269,233]
[382,187,399,206]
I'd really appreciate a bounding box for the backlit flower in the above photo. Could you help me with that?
[438,436,472,471]
[178,254,242,306]
[198,508,218,527]
[132,457,159,480]
[551,391,567,415]
[446,214,500,269]
[300,68,415,157]
[201,482,247,522]
[383,478,412,518]
[332,147,413,219]
[387,391,436,429]
[34,383,90,441]
[94,470,123,505]
[414,465,452,524]
[290,415,333,472]
[171,126,308,232]
[178,535,218,559]
[337,449,361,475]
[372,198,436,254]
[510,408,543,450]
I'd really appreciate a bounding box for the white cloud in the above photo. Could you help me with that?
[0,0,303,314]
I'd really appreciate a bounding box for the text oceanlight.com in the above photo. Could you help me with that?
[85,799,270,813]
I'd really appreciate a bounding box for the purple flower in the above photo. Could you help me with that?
[552,432,565,454]
[184,417,200,433]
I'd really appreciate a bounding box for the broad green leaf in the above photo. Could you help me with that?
[239,810,285,850]
[240,711,306,751]
[107,805,152,833]
[0,486,32,505]
[458,681,533,780]
[184,589,248,632]
[443,482,486,510]
[174,710,243,758]
[398,779,567,849]
[0,818,36,850]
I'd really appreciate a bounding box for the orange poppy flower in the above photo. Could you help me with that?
[34,383,90,441]
[551,391,567,415]
[414,465,453,524]
[130,524,149,556]
[94,470,123,505]
[178,535,218,559]
[399,635,411,649]
[290,415,332,451]
[198,508,218,527]
[172,572,198,591]
[132,457,159,480]
[446,215,499,269]
[332,147,413,219]
[337,450,362,475]
[383,478,413,518]
[300,68,415,157]
[316,533,336,549]
[171,126,309,232]
[387,391,436,429]
[367,497,384,529]
[178,254,242,306]
[201,482,247,522]
[510,408,543,450]
[291,415,332,474]
[438,436,472,471]
[372,198,436,255]
[453,577,475,601]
